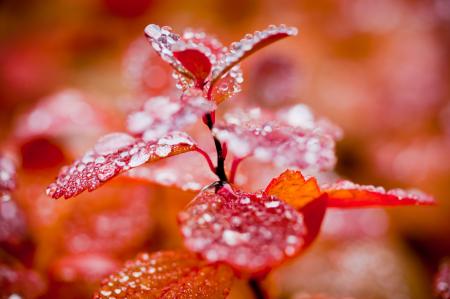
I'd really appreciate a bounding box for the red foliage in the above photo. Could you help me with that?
[435,259,450,299]
[322,180,435,207]
[94,251,234,299]
[47,131,196,199]
[178,183,310,275]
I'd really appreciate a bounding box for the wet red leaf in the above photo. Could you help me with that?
[264,170,321,209]
[47,131,196,199]
[210,24,298,88]
[214,109,337,171]
[50,253,120,283]
[178,184,308,275]
[322,180,435,208]
[94,251,234,299]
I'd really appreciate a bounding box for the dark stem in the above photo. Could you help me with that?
[204,113,228,183]
[248,278,268,299]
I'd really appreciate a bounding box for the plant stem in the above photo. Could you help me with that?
[204,112,228,183]
[229,156,246,184]
[248,278,268,299]
[194,147,216,175]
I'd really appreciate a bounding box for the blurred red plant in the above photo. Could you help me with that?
[44,24,435,299]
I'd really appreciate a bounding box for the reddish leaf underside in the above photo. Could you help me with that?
[47,131,196,199]
[322,180,435,208]
[264,170,321,209]
[94,251,234,299]
[210,24,298,89]
[173,49,212,86]
[178,184,307,275]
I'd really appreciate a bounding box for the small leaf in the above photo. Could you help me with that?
[127,92,215,141]
[322,180,435,207]
[94,251,234,299]
[210,24,298,88]
[47,131,196,199]
[178,184,308,275]
[214,108,337,171]
[50,253,120,282]
[144,24,193,79]
[173,49,212,86]
[264,170,321,209]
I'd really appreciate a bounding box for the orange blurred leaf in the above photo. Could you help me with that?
[94,251,234,299]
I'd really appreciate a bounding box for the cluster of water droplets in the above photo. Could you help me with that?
[127,94,215,142]
[46,131,196,199]
[322,180,435,204]
[179,185,307,273]
[211,24,298,82]
[94,251,212,299]
[214,108,338,171]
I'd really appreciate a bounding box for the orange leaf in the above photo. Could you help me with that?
[264,170,321,209]
[94,251,234,299]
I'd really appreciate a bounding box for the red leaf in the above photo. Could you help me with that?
[47,131,196,199]
[214,108,337,171]
[94,251,234,299]
[299,193,327,247]
[173,49,212,86]
[210,24,298,89]
[322,180,435,207]
[207,68,243,104]
[435,259,450,299]
[178,184,308,275]
[264,169,321,209]
[127,91,215,141]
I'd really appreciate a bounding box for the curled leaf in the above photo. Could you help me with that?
[210,24,298,88]
[94,251,234,299]
[264,170,321,209]
[128,152,217,191]
[47,131,196,199]
[322,180,435,207]
[178,184,307,275]
[127,92,215,141]
[173,49,211,86]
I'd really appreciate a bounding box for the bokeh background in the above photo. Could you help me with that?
[0,0,449,298]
